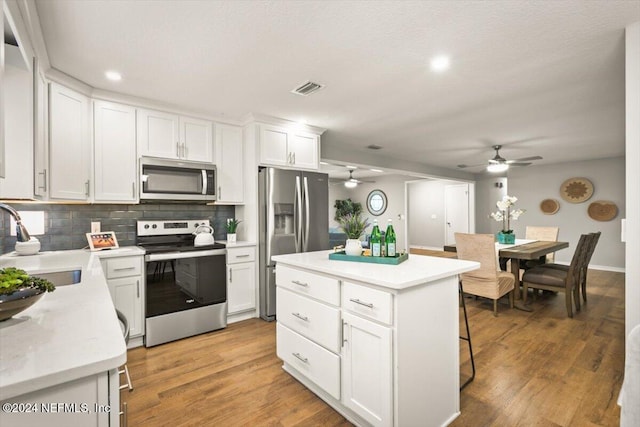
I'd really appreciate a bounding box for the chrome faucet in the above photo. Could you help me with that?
[0,203,32,242]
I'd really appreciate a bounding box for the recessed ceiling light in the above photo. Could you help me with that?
[430,55,450,72]
[370,168,384,173]
[105,71,122,81]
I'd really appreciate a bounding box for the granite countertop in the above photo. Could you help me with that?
[0,247,144,400]
[271,250,479,291]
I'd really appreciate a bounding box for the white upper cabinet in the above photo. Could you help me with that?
[137,108,180,159]
[93,100,137,202]
[215,123,244,203]
[49,82,91,200]
[259,124,320,170]
[181,116,213,162]
[137,108,213,162]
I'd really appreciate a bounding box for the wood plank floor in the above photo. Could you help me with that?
[123,254,624,426]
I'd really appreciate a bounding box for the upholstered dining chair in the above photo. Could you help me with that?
[535,232,601,304]
[525,226,560,264]
[455,233,515,316]
[522,233,591,317]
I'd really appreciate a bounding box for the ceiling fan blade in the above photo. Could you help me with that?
[457,163,487,169]
[509,162,532,167]
[511,155,542,162]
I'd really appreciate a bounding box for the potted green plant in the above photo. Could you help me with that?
[338,213,370,256]
[334,198,362,222]
[226,218,241,243]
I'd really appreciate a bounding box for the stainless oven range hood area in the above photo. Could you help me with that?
[139,156,217,202]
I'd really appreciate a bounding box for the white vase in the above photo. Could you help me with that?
[227,233,237,243]
[345,239,363,256]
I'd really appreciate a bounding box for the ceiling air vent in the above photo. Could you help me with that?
[291,81,324,96]
[367,144,383,150]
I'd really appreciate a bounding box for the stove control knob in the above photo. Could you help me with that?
[194,222,200,228]
[152,224,157,229]
[144,224,150,229]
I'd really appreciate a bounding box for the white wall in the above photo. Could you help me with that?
[626,21,640,336]
[505,157,625,270]
[330,175,408,249]
[407,179,466,249]
[475,176,508,235]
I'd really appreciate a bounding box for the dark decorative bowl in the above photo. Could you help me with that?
[0,288,45,322]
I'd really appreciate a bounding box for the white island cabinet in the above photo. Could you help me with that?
[272,251,479,427]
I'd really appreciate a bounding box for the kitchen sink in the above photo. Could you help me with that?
[32,269,82,286]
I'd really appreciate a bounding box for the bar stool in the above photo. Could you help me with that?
[459,280,475,390]
[116,309,133,391]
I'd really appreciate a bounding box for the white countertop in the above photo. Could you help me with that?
[272,250,479,291]
[0,247,144,400]
[218,240,256,248]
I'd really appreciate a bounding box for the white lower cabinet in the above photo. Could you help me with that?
[226,246,256,315]
[0,369,120,427]
[342,311,392,427]
[101,255,145,340]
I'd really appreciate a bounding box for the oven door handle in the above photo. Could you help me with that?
[145,249,226,262]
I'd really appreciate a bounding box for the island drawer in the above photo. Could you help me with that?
[343,281,393,325]
[277,287,341,353]
[226,246,255,264]
[276,265,339,306]
[276,323,340,400]
[103,256,142,279]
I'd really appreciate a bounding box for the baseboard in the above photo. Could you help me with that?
[410,245,444,251]
[228,309,258,324]
[552,261,625,273]
[127,336,144,349]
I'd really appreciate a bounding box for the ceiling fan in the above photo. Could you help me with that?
[457,145,542,173]
[329,169,375,188]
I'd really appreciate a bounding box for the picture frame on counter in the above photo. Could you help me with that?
[86,231,119,251]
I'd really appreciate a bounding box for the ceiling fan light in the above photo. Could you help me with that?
[487,163,509,173]
[344,181,358,188]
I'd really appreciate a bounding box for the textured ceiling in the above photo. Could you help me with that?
[35,0,640,175]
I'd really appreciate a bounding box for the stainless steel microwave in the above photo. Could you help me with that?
[140,157,216,202]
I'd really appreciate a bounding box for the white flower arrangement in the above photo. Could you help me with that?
[490,195,525,233]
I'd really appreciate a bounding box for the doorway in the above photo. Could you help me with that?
[444,184,470,245]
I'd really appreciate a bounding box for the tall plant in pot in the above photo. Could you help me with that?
[490,195,525,244]
[226,218,241,243]
[338,213,370,256]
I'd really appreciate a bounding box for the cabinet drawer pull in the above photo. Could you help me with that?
[38,170,48,191]
[177,142,181,157]
[132,182,136,199]
[236,254,250,258]
[292,352,308,363]
[136,280,140,298]
[349,298,374,308]
[85,180,90,197]
[292,312,309,322]
[292,280,308,287]
[114,266,136,271]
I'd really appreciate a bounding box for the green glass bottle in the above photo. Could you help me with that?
[370,220,382,257]
[385,219,396,257]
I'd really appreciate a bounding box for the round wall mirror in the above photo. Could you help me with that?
[367,190,388,216]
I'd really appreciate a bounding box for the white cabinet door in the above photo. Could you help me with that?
[0,4,4,179]
[108,275,144,338]
[33,68,48,199]
[228,261,256,314]
[180,116,213,162]
[93,101,137,202]
[49,83,90,200]
[342,311,393,427]
[137,108,180,159]
[259,125,289,166]
[215,123,244,203]
[290,131,319,170]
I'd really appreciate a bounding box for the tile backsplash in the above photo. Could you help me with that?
[0,203,235,254]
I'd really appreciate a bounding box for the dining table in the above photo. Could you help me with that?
[444,239,570,311]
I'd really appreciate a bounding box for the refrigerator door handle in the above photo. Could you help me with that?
[303,176,310,252]
[294,176,302,252]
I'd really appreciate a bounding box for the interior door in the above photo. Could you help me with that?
[444,184,470,245]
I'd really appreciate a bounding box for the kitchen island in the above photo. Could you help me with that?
[272,250,479,427]
[0,247,143,426]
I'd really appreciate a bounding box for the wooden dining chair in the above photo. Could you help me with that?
[454,233,515,316]
[522,234,590,317]
[536,232,601,303]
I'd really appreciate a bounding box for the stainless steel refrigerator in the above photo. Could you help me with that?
[258,167,330,321]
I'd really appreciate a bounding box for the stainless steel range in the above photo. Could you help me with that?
[137,219,227,347]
